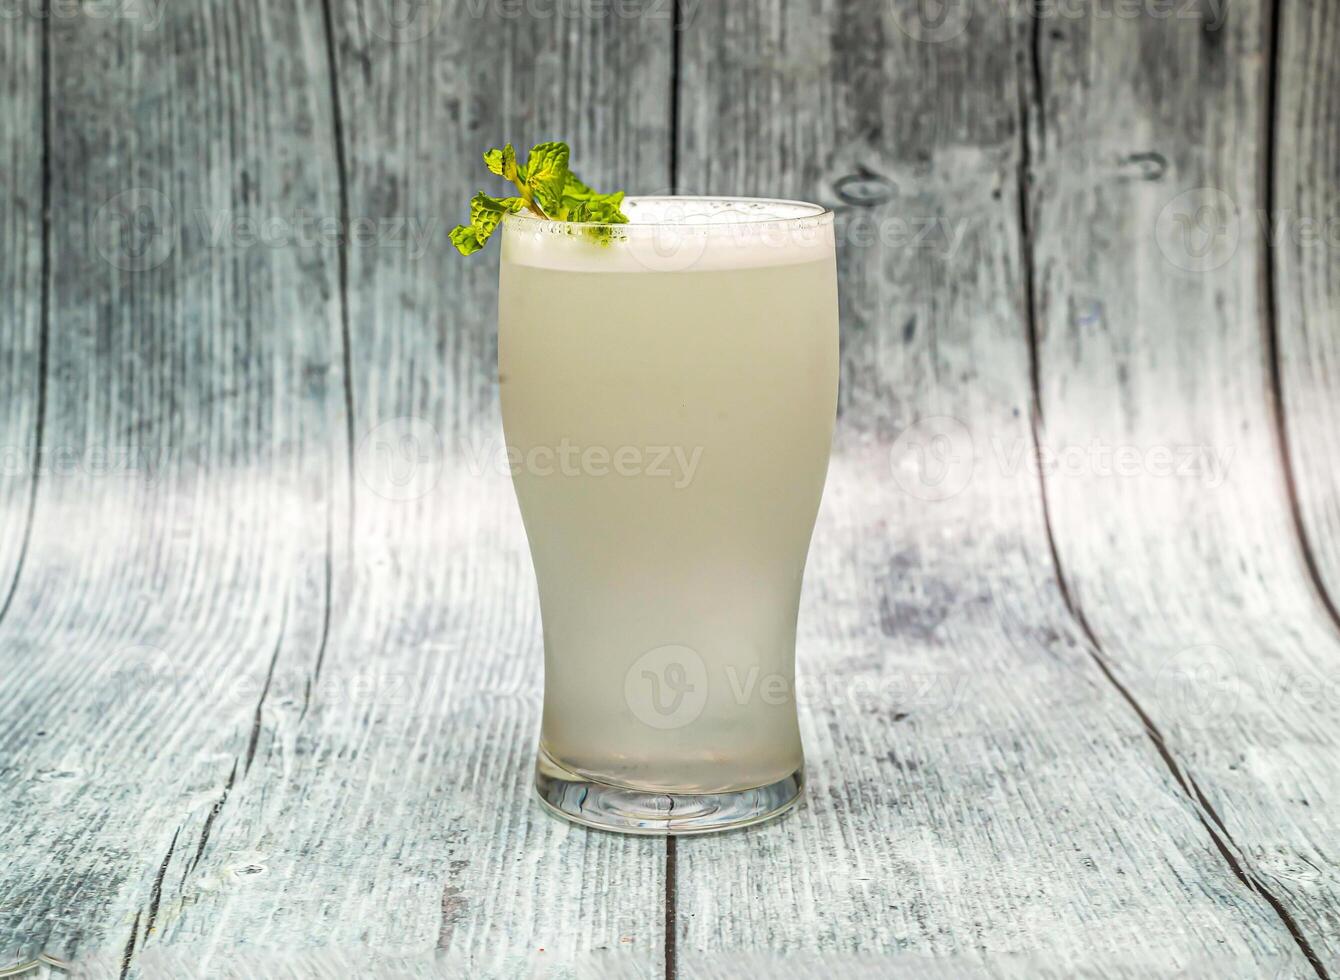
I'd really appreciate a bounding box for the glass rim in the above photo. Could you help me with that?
[502,195,834,232]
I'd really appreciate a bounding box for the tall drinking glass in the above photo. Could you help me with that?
[498,197,838,834]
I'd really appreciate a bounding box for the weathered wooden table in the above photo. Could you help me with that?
[2,0,1338,976]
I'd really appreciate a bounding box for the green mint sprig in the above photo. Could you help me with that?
[449,141,629,255]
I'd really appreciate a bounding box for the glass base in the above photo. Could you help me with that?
[534,748,804,836]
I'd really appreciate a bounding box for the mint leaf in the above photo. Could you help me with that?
[562,172,599,200]
[567,196,628,224]
[523,142,570,218]
[452,140,627,256]
[571,196,629,246]
[449,225,483,255]
[471,192,525,236]
[483,144,520,184]
[449,193,524,255]
[560,174,627,226]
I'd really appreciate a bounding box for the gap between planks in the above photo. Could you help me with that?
[665,836,677,980]
[1259,0,1340,639]
[0,0,51,628]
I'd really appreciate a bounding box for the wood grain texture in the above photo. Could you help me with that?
[673,0,1324,973]
[0,0,349,970]
[1274,0,1340,619]
[1028,0,1340,968]
[125,1,675,976]
[1,0,1339,976]
[0,10,44,620]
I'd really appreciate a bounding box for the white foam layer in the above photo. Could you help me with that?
[501,196,835,273]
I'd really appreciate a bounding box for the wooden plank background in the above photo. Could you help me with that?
[0,0,1337,977]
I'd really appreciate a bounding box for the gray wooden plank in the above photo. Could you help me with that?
[672,0,1323,973]
[133,1,676,976]
[677,949,1307,979]
[1028,0,1340,969]
[0,0,348,970]
[1275,0,1340,621]
[0,10,44,619]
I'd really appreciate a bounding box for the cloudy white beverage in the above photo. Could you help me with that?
[499,197,838,834]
